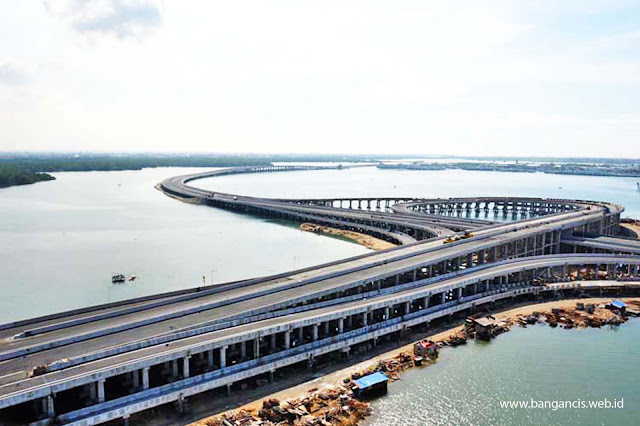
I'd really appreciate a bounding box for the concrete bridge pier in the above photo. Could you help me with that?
[142,367,150,391]
[97,379,106,404]
[171,360,179,380]
[284,330,291,349]
[46,395,55,419]
[253,339,260,358]
[240,341,247,359]
[220,346,227,369]
[132,369,140,389]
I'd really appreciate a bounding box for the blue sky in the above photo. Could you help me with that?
[1,1,639,157]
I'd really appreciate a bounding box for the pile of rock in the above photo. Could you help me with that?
[205,386,371,426]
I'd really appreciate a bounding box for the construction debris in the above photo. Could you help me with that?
[198,299,640,426]
[203,385,371,426]
[511,300,640,330]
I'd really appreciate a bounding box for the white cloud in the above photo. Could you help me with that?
[43,0,164,39]
[0,63,30,85]
[0,1,639,157]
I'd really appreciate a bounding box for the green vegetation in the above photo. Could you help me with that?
[0,165,55,188]
[0,152,379,189]
[0,153,275,173]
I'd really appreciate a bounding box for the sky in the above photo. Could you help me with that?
[1,1,639,157]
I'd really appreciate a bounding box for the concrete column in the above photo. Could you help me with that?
[47,396,55,418]
[172,359,179,378]
[456,287,462,300]
[253,339,260,358]
[97,379,106,403]
[609,265,616,280]
[89,381,97,400]
[404,301,411,315]
[270,333,276,350]
[132,370,140,389]
[240,341,247,358]
[346,315,353,328]
[440,292,446,304]
[297,327,304,343]
[323,321,330,336]
[220,346,227,368]
[422,296,428,309]
[413,269,417,282]
[362,312,368,326]
[142,367,150,390]
[312,324,319,341]
[182,356,190,378]
[384,306,390,319]
[338,318,344,333]
[284,330,291,349]
[207,349,214,369]
[395,274,400,286]
[467,253,473,268]
[478,250,485,264]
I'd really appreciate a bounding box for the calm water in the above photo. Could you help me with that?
[366,322,640,426]
[0,167,370,324]
[195,166,640,219]
[1,166,639,324]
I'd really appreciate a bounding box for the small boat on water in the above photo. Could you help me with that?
[112,273,125,283]
[128,275,137,281]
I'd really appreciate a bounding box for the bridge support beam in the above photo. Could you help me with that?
[207,349,214,369]
[132,369,139,389]
[172,359,179,379]
[253,339,260,358]
[97,379,105,403]
[46,395,55,418]
[183,356,190,379]
[142,367,150,390]
[220,346,227,369]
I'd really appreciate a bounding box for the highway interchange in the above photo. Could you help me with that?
[1,165,639,425]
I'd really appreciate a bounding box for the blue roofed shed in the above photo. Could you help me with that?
[607,300,626,312]
[353,372,389,399]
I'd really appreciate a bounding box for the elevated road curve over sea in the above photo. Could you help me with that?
[0,165,638,425]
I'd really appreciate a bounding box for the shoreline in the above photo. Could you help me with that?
[300,223,397,251]
[189,296,640,426]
